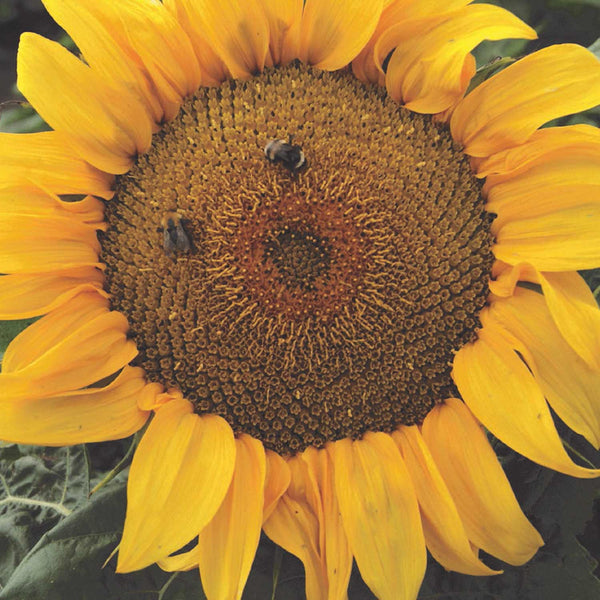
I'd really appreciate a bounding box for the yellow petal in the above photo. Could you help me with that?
[300,0,384,71]
[488,261,538,298]
[385,5,536,113]
[489,287,600,449]
[422,399,543,565]
[172,0,269,80]
[158,546,200,573]
[0,366,149,445]
[196,434,266,600]
[162,0,228,85]
[477,123,600,178]
[263,455,327,600]
[352,0,471,84]
[393,426,500,576]
[0,268,106,319]
[493,204,600,271]
[0,214,101,274]
[537,271,600,371]
[2,291,108,371]
[263,449,291,522]
[332,432,426,600]
[0,187,105,224]
[452,321,600,478]
[262,0,303,66]
[484,149,600,233]
[451,44,600,157]
[303,446,353,600]
[0,132,114,199]
[117,399,236,572]
[43,0,202,122]
[17,33,153,174]
[41,0,161,123]
[0,292,137,400]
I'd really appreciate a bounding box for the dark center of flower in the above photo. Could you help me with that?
[101,62,494,454]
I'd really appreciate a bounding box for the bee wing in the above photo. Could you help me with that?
[163,228,176,256]
[173,224,191,253]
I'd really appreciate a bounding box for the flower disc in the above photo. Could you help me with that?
[102,63,494,454]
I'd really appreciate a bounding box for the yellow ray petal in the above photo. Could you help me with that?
[332,432,426,600]
[0,132,114,199]
[263,449,291,522]
[196,434,266,600]
[0,214,101,274]
[451,44,600,157]
[536,271,600,371]
[262,0,303,66]
[484,149,600,232]
[2,291,108,371]
[0,366,149,445]
[162,0,228,85]
[263,455,327,600]
[117,399,236,572]
[477,123,600,178]
[41,0,160,123]
[452,321,600,478]
[303,446,353,600]
[138,381,167,411]
[385,5,536,113]
[158,546,200,573]
[489,287,600,449]
[0,268,106,319]
[488,261,538,298]
[171,0,269,80]
[300,0,384,71]
[0,292,137,400]
[393,426,500,576]
[0,187,105,224]
[493,203,600,271]
[17,33,153,174]
[422,399,543,565]
[352,0,471,84]
[43,0,202,123]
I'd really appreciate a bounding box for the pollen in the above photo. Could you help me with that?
[101,62,494,455]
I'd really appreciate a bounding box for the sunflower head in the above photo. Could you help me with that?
[2,1,600,599]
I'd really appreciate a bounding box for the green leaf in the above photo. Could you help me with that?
[0,319,36,363]
[589,37,600,60]
[0,478,204,600]
[0,445,90,589]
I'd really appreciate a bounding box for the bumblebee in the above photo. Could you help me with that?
[264,139,306,172]
[160,212,191,257]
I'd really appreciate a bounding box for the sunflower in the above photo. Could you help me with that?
[2,0,600,598]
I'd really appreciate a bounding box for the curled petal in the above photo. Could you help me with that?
[385,5,536,113]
